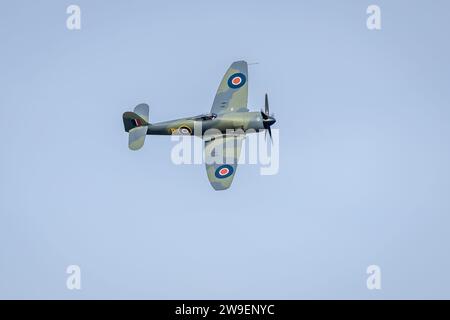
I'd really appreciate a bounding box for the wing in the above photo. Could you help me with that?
[204,134,245,190]
[210,61,248,115]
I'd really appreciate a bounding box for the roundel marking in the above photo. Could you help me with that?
[215,164,234,179]
[227,73,246,89]
[178,126,192,135]
[232,77,242,85]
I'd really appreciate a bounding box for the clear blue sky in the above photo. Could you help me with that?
[1,0,450,299]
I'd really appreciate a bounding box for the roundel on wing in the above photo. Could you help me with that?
[215,164,234,179]
[227,73,246,89]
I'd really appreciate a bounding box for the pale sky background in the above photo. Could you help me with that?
[1,0,450,299]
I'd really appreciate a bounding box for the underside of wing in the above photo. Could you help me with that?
[204,134,245,190]
[210,61,248,115]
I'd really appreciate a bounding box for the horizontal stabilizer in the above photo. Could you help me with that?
[128,126,148,150]
[134,103,149,123]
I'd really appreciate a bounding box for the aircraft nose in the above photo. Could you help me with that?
[266,117,276,127]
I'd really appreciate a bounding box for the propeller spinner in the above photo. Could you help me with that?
[261,94,276,142]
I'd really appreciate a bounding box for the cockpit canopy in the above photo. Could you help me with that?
[189,113,217,121]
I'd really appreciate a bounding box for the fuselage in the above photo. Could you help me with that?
[146,111,267,136]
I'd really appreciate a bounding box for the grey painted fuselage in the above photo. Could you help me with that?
[146,111,267,136]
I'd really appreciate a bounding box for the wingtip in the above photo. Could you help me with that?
[210,181,232,191]
[231,60,248,66]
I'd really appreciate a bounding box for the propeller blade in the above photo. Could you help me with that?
[261,110,269,120]
[268,127,273,143]
[265,94,269,115]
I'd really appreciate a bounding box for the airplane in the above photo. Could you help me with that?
[122,60,276,190]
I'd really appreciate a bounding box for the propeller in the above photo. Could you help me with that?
[265,93,270,116]
[261,93,275,142]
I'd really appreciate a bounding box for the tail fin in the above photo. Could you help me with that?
[123,103,149,151]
